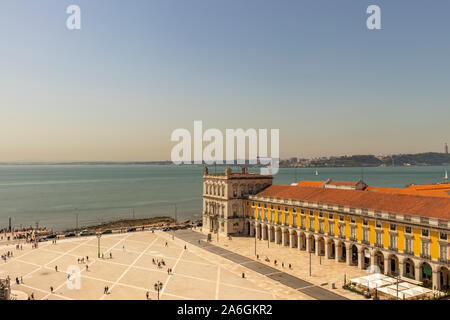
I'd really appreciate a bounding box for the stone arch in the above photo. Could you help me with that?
[351,244,358,266]
[290,229,298,248]
[440,266,450,291]
[327,239,335,259]
[299,232,306,250]
[308,234,315,253]
[388,254,399,276]
[317,236,325,256]
[373,250,385,274]
[361,247,370,270]
[403,258,415,279]
[420,261,433,288]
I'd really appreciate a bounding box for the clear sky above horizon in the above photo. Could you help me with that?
[1,0,449,161]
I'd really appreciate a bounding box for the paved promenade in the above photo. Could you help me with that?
[174,229,350,300]
[0,229,318,300]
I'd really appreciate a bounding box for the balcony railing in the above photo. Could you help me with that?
[350,236,357,242]
[439,258,450,265]
[420,253,431,260]
[300,225,305,230]
[375,243,383,248]
[389,246,398,252]
[404,249,413,255]
[318,230,324,234]
[361,240,370,245]
[309,227,315,232]
[327,231,334,236]
[339,234,346,240]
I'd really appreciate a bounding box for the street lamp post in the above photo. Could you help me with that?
[154,281,163,300]
[173,204,177,240]
[96,233,102,258]
[309,251,312,276]
[254,228,257,256]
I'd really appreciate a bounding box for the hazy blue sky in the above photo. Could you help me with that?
[1,0,449,161]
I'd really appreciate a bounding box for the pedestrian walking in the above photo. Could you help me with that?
[110,252,112,259]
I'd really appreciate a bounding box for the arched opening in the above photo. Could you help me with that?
[404,258,415,279]
[341,242,346,261]
[351,245,358,266]
[246,221,250,235]
[291,231,298,248]
[257,224,262,240]
[388,255,399,276]
[318,237,325,255]
[362,248,370,270]
[276,227,282,244]
[262,224,268,240]
[421,262,433,288]
[299,232,306,250]
[308,235,315,253]
[269,226,275,242]
[440,266,450,291]
[374,251,384,274]
[330,241,336,259]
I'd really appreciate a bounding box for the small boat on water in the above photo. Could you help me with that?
[314,170,319,176]
[445,170,448,180]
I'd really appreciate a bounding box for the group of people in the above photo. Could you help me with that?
[1,250,14,261]
[15,244,23,250]
[152,258,166,269]
[259,255,292,270]
[77,256,89,264]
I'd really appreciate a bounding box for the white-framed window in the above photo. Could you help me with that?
[405,238,412,253]
[390,224,396,231]
[328,221,334,235]
[376,232,383,246]
[376,221,382,228]
[405,226,411,234]
[309,217,314,231]
[422,229,429,237]
[440,245,448,261]
[440,232,448,241]
[363,229,369,242]
[421,241,430,257]
[319,221,324,233]
[389,234,397,249]
[350,226,356,239]
[301,216,305,228]
[339,224,345,237]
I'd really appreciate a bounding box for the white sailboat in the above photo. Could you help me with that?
[445,170,448,180]
[314,170,319,176]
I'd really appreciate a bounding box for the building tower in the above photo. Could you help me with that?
[202,167,272,236]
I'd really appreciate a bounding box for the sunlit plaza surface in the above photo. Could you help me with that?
[0,230,334,300]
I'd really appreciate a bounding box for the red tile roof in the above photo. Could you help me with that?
[255,185,450,220]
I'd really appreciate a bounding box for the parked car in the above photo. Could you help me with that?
[101,229,112,234]
[80,230,91,236]
[127,227,136,232]
[162,227,170,232]
[65,232,76,237]
[46,234,57,239]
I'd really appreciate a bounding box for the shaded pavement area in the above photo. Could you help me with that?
[174,229,347,300]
